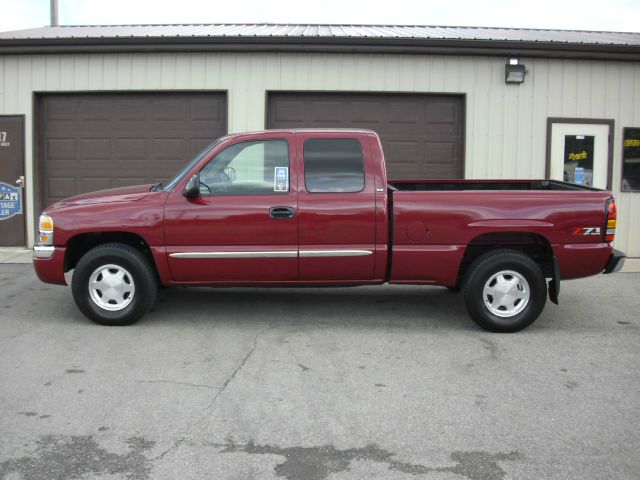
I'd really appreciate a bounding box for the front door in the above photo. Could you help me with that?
[549,120,612,189]
[164,136,298,283]
[0,116,25,246]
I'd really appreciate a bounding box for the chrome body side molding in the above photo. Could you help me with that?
[169,250,373,259]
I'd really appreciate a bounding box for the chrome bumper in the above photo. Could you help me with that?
[33,246,55,259]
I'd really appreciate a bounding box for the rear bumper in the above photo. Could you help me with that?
[32,246,67,285]
[603,249,626,274]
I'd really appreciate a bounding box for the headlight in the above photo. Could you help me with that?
[38,215,54,245]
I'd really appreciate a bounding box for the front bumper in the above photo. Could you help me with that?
[32,245,67,285]
[603,249,626,274]
[33,245,55,259]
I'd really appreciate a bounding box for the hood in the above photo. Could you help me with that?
[47,184,154,210]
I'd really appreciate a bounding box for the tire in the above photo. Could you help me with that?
[462,249,547,333]
[71,243,158,326]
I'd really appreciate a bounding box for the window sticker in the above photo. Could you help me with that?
[274,167,289,192]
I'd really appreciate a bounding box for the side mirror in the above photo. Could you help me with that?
[182,174,200,198]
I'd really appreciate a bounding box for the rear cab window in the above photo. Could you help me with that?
[303,138,365,193]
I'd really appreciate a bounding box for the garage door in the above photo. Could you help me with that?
[267,92,464,180]
[37,92,227,209]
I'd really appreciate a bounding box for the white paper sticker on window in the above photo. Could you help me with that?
[274,167,289,192]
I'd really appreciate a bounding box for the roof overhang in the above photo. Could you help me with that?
[1,35,639,61]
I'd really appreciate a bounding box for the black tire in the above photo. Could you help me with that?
[462,249,547,333]
[71,243,158,326]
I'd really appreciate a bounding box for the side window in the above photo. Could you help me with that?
[303,138,365,193]
[199,140,290,195]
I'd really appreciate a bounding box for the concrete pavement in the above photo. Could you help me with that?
[0,264,638,479]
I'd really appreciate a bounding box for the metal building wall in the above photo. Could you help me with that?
[0,52,638,255]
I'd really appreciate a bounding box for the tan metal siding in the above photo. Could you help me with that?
[0,52,638,256]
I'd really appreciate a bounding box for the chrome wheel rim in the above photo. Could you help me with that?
[88,264,135,311]
[483,270,530,318]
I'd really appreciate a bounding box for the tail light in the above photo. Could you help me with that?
[605,198,617,243]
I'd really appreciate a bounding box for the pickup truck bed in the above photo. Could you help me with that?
[387,180,614,286]
[33,129,625,332]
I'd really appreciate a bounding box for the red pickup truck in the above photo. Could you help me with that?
[33,129,625,332]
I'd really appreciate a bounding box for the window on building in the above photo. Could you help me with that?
[563,135,595,186]
[199,140,289,195]
[622,128,640,192]
[303,138,365,193]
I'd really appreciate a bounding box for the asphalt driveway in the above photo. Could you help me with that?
[0,264,638,480]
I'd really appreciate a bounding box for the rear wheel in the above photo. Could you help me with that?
[71,243,157,326]
[463,250,547,332]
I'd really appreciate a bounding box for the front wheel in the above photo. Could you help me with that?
[463,250,547,332]
[71,243,158,326]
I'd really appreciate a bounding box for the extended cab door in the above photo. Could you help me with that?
[164,135,298,283]
[296,132,377,281]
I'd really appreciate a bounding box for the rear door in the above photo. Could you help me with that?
[296,132,377,281]
[164,134,298,283]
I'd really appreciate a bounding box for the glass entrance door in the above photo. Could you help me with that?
[549,121,611,189]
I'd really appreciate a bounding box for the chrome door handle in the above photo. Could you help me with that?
[15,176,24,189]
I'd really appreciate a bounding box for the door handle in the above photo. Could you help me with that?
[270,206,295,219]
[15,176,24,189]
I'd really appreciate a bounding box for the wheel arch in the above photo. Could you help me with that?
[457,231,555,288]
[65,231,159,280]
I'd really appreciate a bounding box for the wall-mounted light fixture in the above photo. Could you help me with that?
[505,58,528,84]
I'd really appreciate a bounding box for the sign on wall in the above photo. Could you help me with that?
[0,182,22,221]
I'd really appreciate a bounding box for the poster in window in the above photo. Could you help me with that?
[563,135,595,186]
[274,167,289,192]
[622,128,640,191]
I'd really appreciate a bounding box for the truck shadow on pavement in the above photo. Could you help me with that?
[149,285,478,331]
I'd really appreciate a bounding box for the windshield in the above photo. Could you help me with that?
[159,140,221,192]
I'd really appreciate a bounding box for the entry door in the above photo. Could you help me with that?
[0,116,25,246]
[549,121,611,189]
[164,137,298,283]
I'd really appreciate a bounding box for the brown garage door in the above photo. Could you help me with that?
[267,92,464,180]
[37,92,227,209]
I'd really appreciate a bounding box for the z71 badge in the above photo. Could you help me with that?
[572,227,601,236]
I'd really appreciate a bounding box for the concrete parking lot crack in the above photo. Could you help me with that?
[150,323,281,463]
[205,322,281,409]
[211,440,522,480]
[135,380,219,390]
